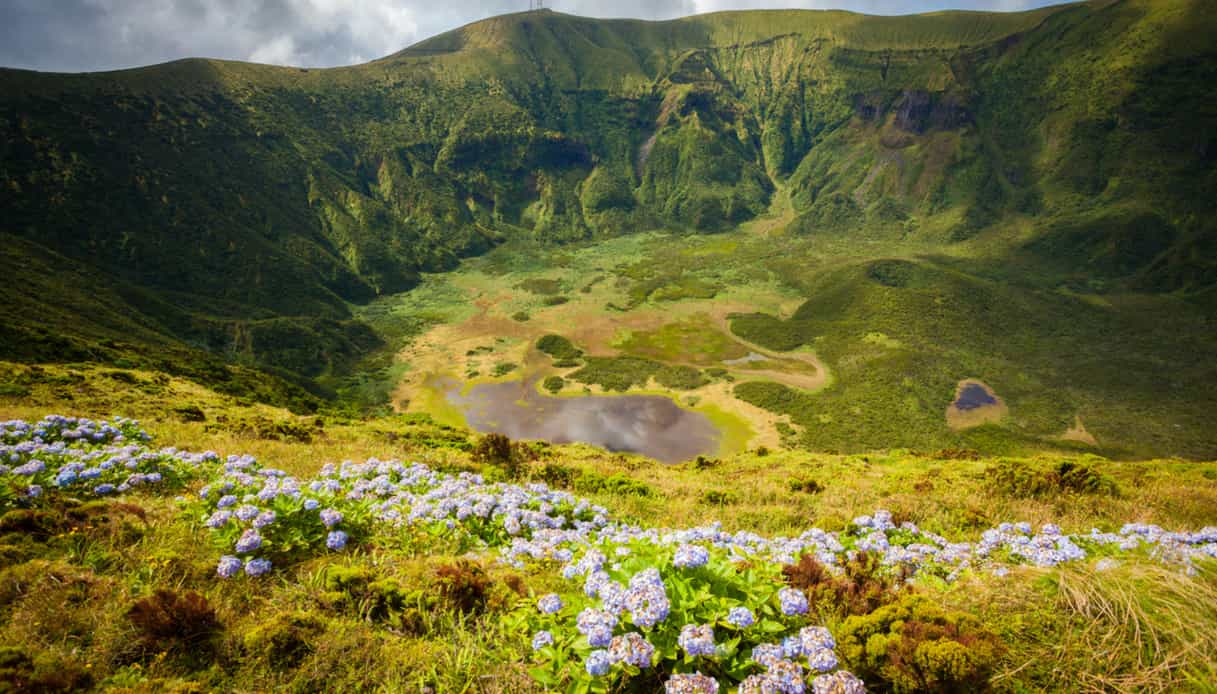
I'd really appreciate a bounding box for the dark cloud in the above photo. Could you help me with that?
[0,0,1060,73]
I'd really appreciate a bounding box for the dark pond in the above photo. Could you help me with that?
[439,378,721,464]
[954,383,998,411]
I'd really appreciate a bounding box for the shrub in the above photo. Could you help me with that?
[491,362,518,377]
[542,376,565,394]
[837,594,1003,693]
[701,489,738,505]
[536,335,583,361]
[471,433,523,478]
[242,612,325,671]
[988,460,1117,498]
[435,560,491,614]
[574,472,655,498]
[127,590,220,648]
[788,477,823,494]
[0,646,92,692]
[172,405,207,422]
[783,552,901,617]
[512,311,531,322]
[543,296,570,306]
[537,462,575,488]
[932,448,980,461]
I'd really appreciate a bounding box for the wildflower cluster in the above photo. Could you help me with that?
[0,416,211,509]
[523,540,863,691]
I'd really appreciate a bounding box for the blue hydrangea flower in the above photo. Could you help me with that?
[778,587,809,616]
[327,530,349,550]
[727,606,755,629]
[585,649,611,676]
[235,505,259,521]
[244,558,272,577]
[799,626,835,653]
[537,593,563,615]
[320,508,343,528]
[253,510,277,528]
[235,529,263,554]
[674,544,709,568]
[216,555,243,578]
[94,483,116,495]
[807,647,839,673]
[608,632,654,669]
[576,608,617,648]
[530,628,554,652]
[678,624,717,657]
[26,485,42,498]
[663,673,720,693]
[205,510,233,528]
[216,494,238,509]
[304,498,320,511]
[811,671,866,694]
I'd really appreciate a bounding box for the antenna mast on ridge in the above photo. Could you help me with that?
[529,0,545,10]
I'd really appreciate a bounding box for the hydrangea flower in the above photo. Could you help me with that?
[678,624,717,657]
[253,510,277,528]
[244,558,272,577]
[799,626,835,653]
[235,504,260,521]
[811,671,866,694]
[664,673,719,693]
[216,555,242,578]
[674,544,709,568]
[537,593,563,615]
[235,529,263,554]
[608,632,654,668]
[807,647,839,673]
[576,608,617,648]
[585,649,611,676]
[727,606,755,629]
[778,588,809,616]
[320,508,343,528]
[531,630,554,651]
[327,530,349,550]
[206,510,233,528]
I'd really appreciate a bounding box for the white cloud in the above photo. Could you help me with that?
[0,0,1067,73]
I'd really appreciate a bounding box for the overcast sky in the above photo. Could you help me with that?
[0,0,1063,73]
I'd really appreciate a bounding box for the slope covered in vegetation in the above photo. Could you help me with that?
[1,0,1214,408]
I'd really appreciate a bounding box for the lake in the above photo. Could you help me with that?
[437,378,721,464]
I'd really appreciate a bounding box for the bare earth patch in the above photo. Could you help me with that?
[1061,415,1098,446]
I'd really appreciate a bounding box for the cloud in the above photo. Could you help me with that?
[0,0,1064,73]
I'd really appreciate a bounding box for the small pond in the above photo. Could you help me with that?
[954,383,999,411]
[437,378,721,464]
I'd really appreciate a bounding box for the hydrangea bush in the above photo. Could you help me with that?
[0,416,213,508]
[517,540,866,692]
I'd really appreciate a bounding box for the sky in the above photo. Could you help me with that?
[0,0,1063,73]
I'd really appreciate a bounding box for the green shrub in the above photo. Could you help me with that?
[512,311,530,322]
[491,362,518,377]
[788,477,823,494]
[536,335,583,361]
[838,595,1003,693]
[537,462,576,488]
[542,376,565,394]
[543,295,570,306]
[242,612,325,671]
[0,383,30,397]
[570,356,706,392]
[515,278,563,296]
[988,460,1117,498]
[574,472,655,498]
[701,489,739,505]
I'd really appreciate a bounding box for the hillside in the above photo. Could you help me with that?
[1,0,1215,455]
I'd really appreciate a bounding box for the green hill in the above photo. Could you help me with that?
[1,0,1214,450]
